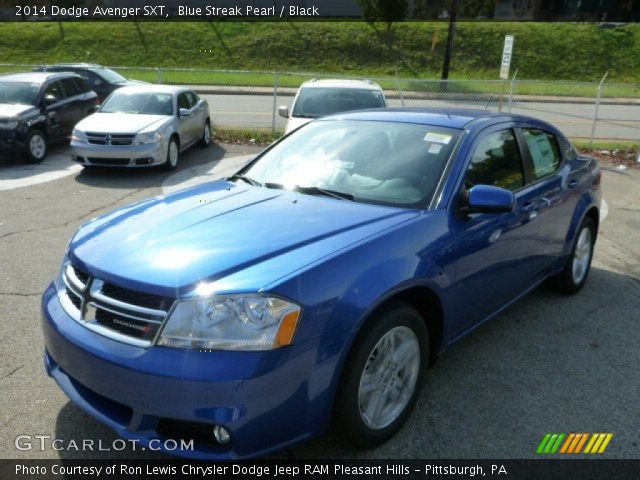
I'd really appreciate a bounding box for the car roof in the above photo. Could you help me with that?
[37,63,104,69]
[324,108,554,130]
[0,71,80,83]
[300,79,383,90]
[110,85,185,95]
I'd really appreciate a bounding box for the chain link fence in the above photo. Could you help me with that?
[2,64,639,141]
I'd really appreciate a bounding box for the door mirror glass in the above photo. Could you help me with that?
[278,105,289,118]
[178,108,192,117]
[466,185,515,214]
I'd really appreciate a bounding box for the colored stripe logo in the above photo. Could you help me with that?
[537,433,613,454]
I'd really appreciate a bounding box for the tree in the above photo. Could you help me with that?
[357,0,409,48]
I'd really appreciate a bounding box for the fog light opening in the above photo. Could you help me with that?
[213,425,231,445]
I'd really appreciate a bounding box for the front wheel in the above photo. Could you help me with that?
[164,138,179,171]
[23,129,47,163]
[333,301,429,448]
[550,217,596,294]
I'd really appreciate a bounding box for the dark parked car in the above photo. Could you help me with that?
[0,72,98,162]
[33,64,146,103]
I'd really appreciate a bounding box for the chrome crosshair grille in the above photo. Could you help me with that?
[59,264,173,347]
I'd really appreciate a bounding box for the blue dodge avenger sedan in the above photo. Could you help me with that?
[42,109,601,459]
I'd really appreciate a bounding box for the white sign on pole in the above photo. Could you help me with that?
[500,35,514,80]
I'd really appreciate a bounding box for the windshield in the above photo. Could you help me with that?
[242,120,461,208]
[93,68,127,84]
[0,81,39,106]
[292,87,385,118]
[100,91,173,115]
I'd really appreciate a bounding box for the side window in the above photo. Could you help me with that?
[74,77,92,94]
[177,92,191,110]
[465,129,524,192]
[185,91,199,108]
[43,81,63,103]
[61,78,82,98]
[522,128,562,179]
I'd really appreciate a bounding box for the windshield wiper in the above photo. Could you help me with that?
[264,182,285,189]
[294,185,354,201]
[228,174,262,187]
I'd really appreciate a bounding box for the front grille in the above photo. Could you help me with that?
[102,282,171,311]
[72,265,89,285]
[95,308,160,341]
[86,133,135,146]
[59,263,173,347]
[66,289,82,310]
[87,158,130,166]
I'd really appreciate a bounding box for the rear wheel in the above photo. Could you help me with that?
[550,217,596,294]
[199,120,211,148]
[334,301,429,448]
[23,129,47,163]
[164,138,179,171]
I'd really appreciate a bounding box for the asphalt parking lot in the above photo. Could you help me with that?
[0,144,639,460]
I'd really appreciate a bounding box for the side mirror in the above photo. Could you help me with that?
[178,108,191,117]
[43,94,58,106]
[278,105,289,118]
[464,185,515,214]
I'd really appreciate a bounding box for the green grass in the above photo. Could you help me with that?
[571,138,640,151]
[1,21,639,85]
[214,127,282,146]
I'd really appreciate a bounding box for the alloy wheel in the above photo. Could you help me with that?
[358,326,420,430]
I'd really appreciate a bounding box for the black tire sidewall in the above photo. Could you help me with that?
[23,129,47,163]
[334,301,429,448]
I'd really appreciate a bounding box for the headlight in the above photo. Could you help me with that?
[71,129,87,142]
[158,295,301,351]
[0,120,19,130]
[135,131,163,144]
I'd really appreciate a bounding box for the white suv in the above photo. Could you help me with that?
[279,79,386,134]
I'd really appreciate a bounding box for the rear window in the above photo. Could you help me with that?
[522,128,562,179]
[292,87,385,119]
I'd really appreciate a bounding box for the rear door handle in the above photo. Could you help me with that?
[568,179,578,188]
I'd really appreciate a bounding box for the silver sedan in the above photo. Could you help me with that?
[71,85,211,170]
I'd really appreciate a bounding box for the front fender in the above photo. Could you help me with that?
[270,211,454,434]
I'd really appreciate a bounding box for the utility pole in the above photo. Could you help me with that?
[441,0,458,80]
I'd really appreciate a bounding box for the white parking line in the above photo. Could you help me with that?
[601,198,609,222]
[0,148,81,191]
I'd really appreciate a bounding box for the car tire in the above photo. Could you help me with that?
[23,129,48,163]
[333,301,429,448]
[199,120,211,148]
[549,217,596,294]
[164,138,179,171]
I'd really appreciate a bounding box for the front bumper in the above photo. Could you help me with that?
[71,140,166,168]
[0,130,24,155]
[41,284,329,459]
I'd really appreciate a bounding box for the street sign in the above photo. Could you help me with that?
[500,35,514,80]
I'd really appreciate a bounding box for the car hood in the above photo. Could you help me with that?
[69,181,419,297]
[75,112,169,133]
[0,103,36,119]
